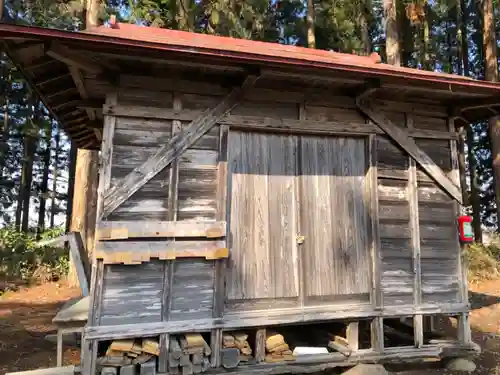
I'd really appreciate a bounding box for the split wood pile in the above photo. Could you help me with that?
[264,331,295,363]
[169,334,211,375]
[221,332,253,368]
[98,338,159,375]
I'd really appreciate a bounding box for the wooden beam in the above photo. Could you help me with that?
[68,66,95,121]
[96,220,227,240]
[47,42,103,74]
[35,71,71,86]
[102,74,258,217]
[102,105,458,140]
[356,98,463,204]
[455,96,500,112]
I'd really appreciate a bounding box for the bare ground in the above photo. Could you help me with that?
[1,281,500,375]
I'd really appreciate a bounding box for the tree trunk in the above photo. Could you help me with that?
[65,140,77,232]
[306,0,316,48]
[483,0,500,232]
[384,0,400,65]
[50,127,59,228]
[37,126,51,238]
[359,2,371,55]
[457,0,482,242]
[177,0,193,31]
[399,3,413,67]
[67,148,99,287]
[85,0,99,28]
[0,60,11,179]
[21,134,35,233]
[421,7,431,70]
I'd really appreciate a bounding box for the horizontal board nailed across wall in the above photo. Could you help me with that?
[376,136,408,180]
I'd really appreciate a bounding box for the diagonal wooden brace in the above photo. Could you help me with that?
[356,97,463,204]
[102,74,259,217]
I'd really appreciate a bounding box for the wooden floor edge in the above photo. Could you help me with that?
[5,365,80,375]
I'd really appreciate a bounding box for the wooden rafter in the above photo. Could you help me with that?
[356,96,463,204]
[68,66,95,121]
[102,74,259,217]
[47,42,104,74]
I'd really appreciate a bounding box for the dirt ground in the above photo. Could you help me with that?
[1,281,500,375]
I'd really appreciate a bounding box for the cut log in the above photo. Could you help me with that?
[265,332,285,352]
[169,337,183,361]
[142,339,160,356]
[169,357,180,368]
[328,339,352,357]
[139,359,156,375]
[181,362,193,375]
[292,347,329,356]
[201,358,210,372]
[202,340,212,356]
[221,348,240,369]
[119,365,136,375]
[222,334,236,348]
[97,356,132,367]
[191,353,203,365]
[192,364,202,374]
[268,343,289,354]
[101,367,117,375]
[182,334,207,349]
[109,340,135,353]
[179,354,191,367]
[133,354,154,365]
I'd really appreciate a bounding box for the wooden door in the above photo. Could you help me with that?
[226,131,300,310]
[299,136,372,305]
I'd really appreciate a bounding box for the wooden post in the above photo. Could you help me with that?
[68,148,99,287]
[406,115,423,348]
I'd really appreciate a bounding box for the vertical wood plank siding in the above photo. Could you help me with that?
[93,76,463,332]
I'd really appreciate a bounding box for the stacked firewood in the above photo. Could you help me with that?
[99,338,160,367]
[169,334,211,375]
[220,332,253,368]
[264,331,295,363]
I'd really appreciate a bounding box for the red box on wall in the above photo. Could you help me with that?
[457,215,474,243]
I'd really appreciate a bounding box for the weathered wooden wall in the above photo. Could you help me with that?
[91,74,465,333]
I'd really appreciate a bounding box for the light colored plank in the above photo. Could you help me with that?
[102,75,258,217]
[96,220,227,240]
[356,99,462,203]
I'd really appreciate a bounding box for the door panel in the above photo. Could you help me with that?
[299,136,371,304]
[226,132,300,304]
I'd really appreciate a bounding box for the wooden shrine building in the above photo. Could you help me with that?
[2,20,500,375]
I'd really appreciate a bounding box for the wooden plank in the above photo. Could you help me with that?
[47,43,103,74]
[84,301,469,340]
[94,241,228,264]
[67,232,90,296]
[346,322,359,351]
[214,125,229,319]
[227,132,299,301]
[96,92,117,220]
[368,135,382,308]
[102,75,258,217]
[406,115,423,349]
[102,104,458,140]
[299,136,370,301]
[96,221,227,240]
[356,99,462,204]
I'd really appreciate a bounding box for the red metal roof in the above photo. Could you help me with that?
[1,22,500,93]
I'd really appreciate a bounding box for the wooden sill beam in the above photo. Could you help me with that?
[47,42,103,74]
[454,96,500,112]
[356,95,463,204]
[102,74,259,217]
